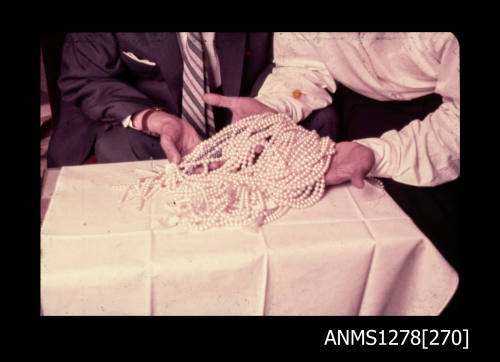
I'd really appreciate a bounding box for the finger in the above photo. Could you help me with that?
[350,171,366,189]
[190,161,224,174]
[208,160,224,171]
[184,134,202,156]
[191,165,204,174]
[203,93,237,110]
[161,137,181,164]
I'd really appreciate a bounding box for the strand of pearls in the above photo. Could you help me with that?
[366,177,385,190]
[122,113,336,231]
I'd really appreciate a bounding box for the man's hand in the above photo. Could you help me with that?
[158,115,201,164]
[203,93,276,123]
[136,110,201,164]
[325,141,375,188]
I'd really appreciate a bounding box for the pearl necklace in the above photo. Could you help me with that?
[121,113,336,231]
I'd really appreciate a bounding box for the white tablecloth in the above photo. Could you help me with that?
[40,160,458,316]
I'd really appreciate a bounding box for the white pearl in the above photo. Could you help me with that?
[122,113,339,230]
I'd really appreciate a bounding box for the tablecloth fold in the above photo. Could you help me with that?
[41,160,458,315]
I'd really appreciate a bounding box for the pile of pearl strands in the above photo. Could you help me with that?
[122,113,336,231]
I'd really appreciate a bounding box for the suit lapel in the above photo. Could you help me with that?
[149,33,183,115]
[215,32,246,96]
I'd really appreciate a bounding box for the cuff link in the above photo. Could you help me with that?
[292,89,302,99]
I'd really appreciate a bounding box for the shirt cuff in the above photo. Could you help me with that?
[254,96,283,113]
[352,138,395,179]
[255,94,312,123]
[122,114,141,130]
[122,114,133,128]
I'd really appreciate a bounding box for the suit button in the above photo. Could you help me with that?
[292,89,302,99]
[245,50,251,57]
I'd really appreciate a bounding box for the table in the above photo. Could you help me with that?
[40,160,458,316]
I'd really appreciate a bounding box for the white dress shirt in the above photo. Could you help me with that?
[122,32,221,128]
[256,32,460,187]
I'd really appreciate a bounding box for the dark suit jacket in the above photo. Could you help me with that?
[48,32,273,167]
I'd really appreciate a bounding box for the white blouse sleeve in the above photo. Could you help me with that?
[354,33,460,187]
[255,32,337,123]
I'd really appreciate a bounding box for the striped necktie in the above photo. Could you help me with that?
[181,32,215,139]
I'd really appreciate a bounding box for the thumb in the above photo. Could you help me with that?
[350,170,366,189]
[161,137,181,164]
[203,93,237,110]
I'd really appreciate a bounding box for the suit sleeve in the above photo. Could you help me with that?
[58,33,156,123]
